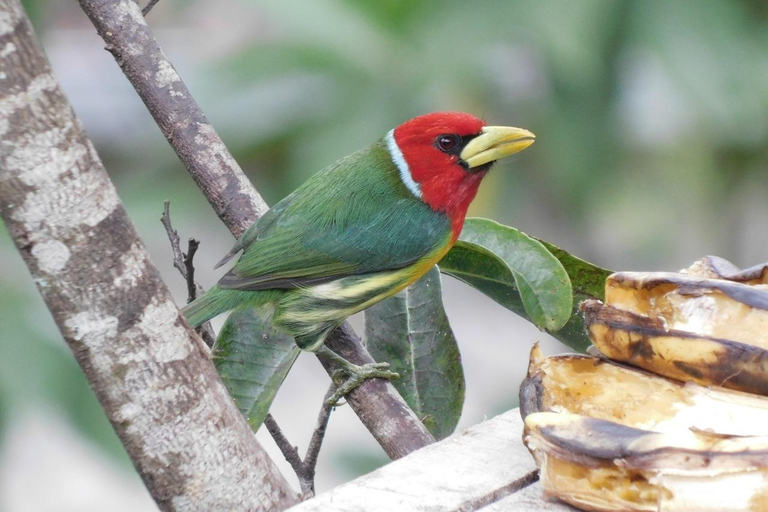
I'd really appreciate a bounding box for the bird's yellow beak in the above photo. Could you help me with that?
[460,126,536,169]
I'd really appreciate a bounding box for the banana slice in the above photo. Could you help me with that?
[524,411,768,512]
[520,344,768,437]
[577,259,768,394]
[582,300,768,395]
[604,271,768,346]
[520,258,768,511]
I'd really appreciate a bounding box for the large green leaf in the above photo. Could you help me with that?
[213,308,300,431]
[439,218,612,352]
[364,266,464,440]
[536,238,613,352]
[536,239,610,302]
[443,218,573,332]
[439,242,526,316]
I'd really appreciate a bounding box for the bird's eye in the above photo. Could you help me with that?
[436,134,460,153]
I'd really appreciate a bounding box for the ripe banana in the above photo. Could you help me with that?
[520,344,768,438]
[525,411,768,512]
[583,266,768,395]
[521,257,768,511]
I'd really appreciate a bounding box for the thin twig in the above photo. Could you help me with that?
[264,414,303,471]
[304,386,336,477]
[184,238,201,303]
[161,201,184,275]
[141,0,160,16]
[264,385,337,498]
[161,200,215,347]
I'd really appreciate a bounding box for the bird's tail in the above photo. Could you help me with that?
[182,285,275,327]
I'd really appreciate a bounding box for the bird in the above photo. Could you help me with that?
[182,112,535,402]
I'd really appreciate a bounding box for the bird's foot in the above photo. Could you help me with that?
[316,345,399,405]
[326,362,399,406]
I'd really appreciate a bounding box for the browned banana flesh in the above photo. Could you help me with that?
[582,300,768,396]
[604,271,768,346]
[524,411,768,512]
[520,344,768,437]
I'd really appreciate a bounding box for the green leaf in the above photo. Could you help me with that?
[213,308,300,431]
[536,238,613,352]
[439,218,613,352]
[443,218,573,332]
[364,266,464,440]
[439,242,527,317]
[536,238,611,303]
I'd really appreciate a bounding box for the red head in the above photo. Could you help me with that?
[386,112,535,238]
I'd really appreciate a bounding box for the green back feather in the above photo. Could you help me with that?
[218,141,452,290]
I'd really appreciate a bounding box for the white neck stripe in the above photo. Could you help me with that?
[385,129,422,199]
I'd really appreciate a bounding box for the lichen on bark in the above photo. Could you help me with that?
[0,1,297,509]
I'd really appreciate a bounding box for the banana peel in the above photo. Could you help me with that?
[520,257,768,511]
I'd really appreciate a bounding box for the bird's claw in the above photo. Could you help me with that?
[326,362,399,406]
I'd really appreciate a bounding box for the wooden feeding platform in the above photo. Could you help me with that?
[288,409,577,512]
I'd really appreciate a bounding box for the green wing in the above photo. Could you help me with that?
[218,142,452,291]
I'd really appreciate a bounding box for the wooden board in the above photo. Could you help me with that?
[288,408,561,511]
[479,482,579,511]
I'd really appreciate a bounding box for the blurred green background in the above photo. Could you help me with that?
[2,0,767,509]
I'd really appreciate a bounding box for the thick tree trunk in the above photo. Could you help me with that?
[0,1,297,510]
[77,0,435,458]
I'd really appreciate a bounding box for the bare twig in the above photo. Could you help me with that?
[183,239,200,302]
[78,0,435,460]
[304,386,336,476]
[161,200,215,347]
[264,415,304,476]
[264,385,337,497]
[142,0,160,16]
[161,201,185,274]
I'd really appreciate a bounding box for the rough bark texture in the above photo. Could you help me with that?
[0,2,298,510]
[76,0,435,458]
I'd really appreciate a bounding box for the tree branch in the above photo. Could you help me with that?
[319,324,435,458]
[0,1,297,510]
[77,0,435,458]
